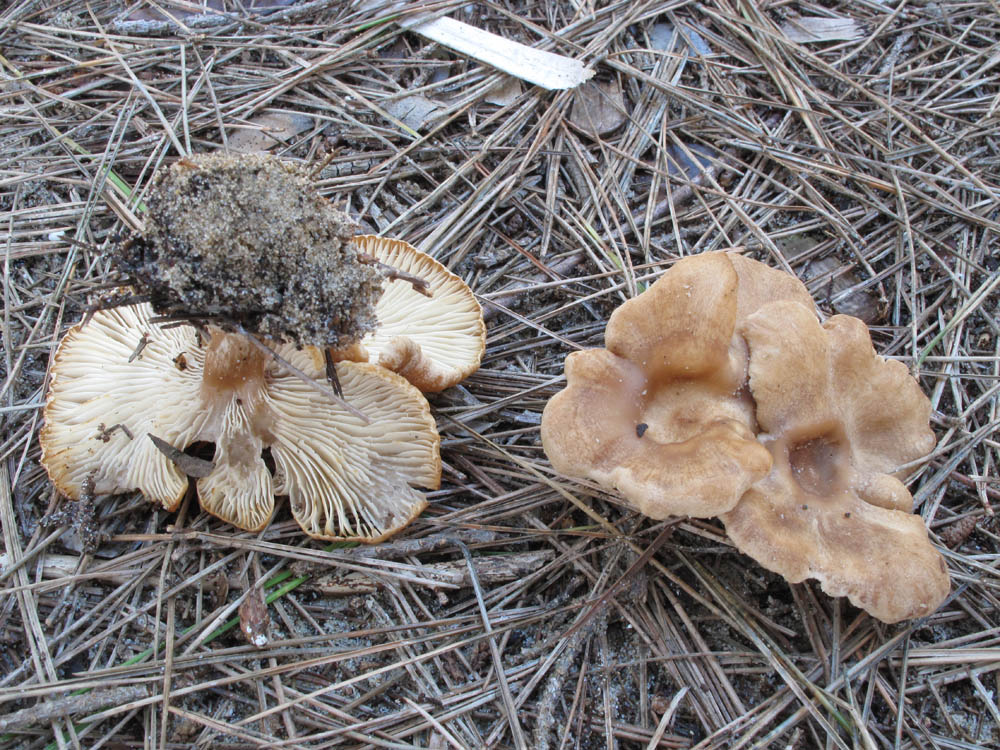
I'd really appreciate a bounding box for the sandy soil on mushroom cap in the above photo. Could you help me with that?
[2,1,998,748]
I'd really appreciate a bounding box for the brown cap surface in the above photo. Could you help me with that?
[541,251,946,620]
[356,235,485,392]
[542,348,770,518]
[721,300,947,623]
[541,253,789,518]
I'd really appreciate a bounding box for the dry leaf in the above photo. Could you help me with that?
[239,588,270,649]
[569,80,627,137]
[777,235,882,323]
[383,96,444,131]
[649,22,713,57]
[484,77,523,106]
[667,142,714,180]
[227,112,313,153]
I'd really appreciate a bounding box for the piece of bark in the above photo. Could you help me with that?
[36,552,148,586]
[303,550,554,595]
[239,588,270,648]
[0,686,149,732]
[423,550,554,586]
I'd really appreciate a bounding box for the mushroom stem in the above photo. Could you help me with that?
[236,326,371,424]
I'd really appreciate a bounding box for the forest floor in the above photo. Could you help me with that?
[1,1,998,748]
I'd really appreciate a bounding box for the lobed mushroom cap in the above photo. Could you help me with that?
[41,303,441,542]
[356,235,485,392]
[541,251,947,621]
[721,300,946,623]
[541,252,806,518]
[541,348,770,518]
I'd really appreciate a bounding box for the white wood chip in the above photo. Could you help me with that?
[360,3,593,90]
[408,15,593,90]
[780,16,865,44]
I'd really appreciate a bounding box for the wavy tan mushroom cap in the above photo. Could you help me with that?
[542,348,769,518]
[721,300,947,623]
[726,253,815,319]
[355,235,485,392]
[541,252,812,518]
[41,303,441,541]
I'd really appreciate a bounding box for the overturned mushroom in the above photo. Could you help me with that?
[41,153,483,541]
[720,301,948,623]
[542,251,948,621]
[41,304,440,541]
[354,235,485,392]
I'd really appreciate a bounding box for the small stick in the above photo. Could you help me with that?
[0,685,150,732]
[358,251,433,297]
[452,537,528,749]
[128,332,150,362]
[96,422,134,442]
[323,348,344,398]
[309,148,338,179]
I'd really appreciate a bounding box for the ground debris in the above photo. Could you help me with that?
[4,0,998,746]
[0,686,150,732]
[40,473,108,553]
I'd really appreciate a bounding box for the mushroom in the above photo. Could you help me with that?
[540,252,810,518]
[354,235,485,392]
[41,303,440,541]
[720,300,948,623]
[40,153,485,541]
[541,251,948,621]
